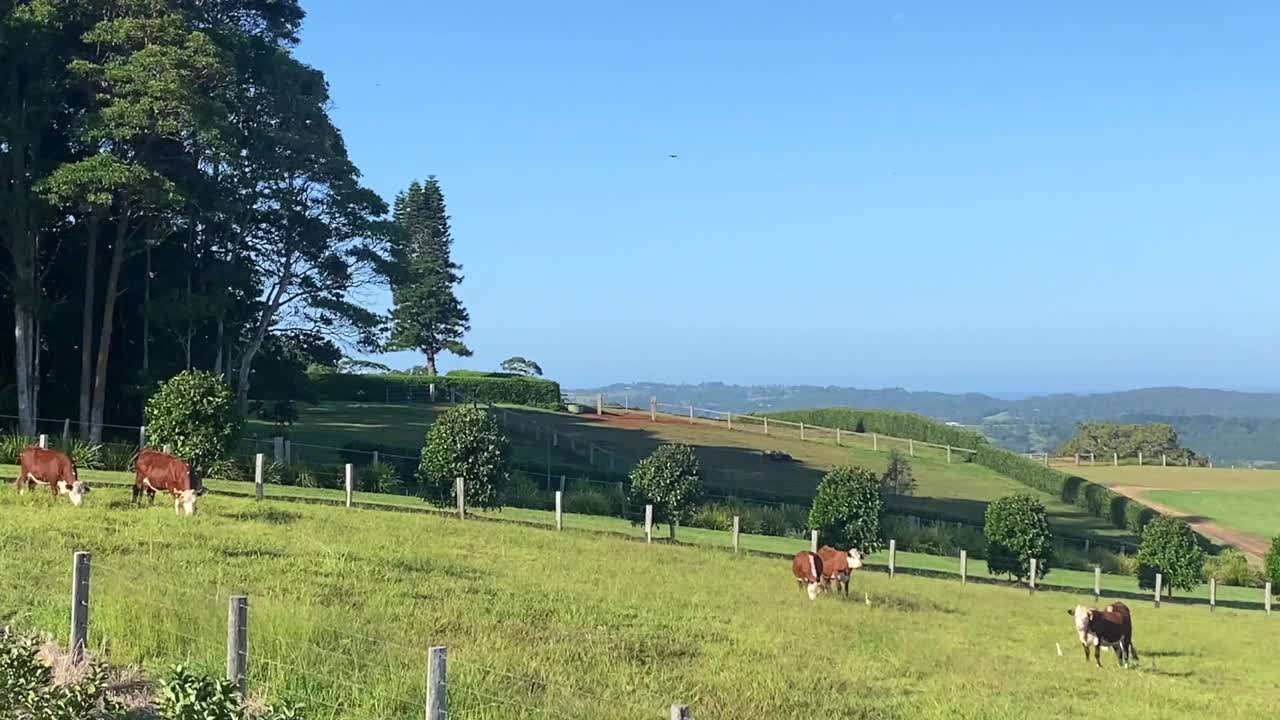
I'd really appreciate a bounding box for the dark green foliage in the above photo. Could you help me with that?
[763,408,987,450]
[628,444,704,540]
[157,665,241,720]
[307,372,562,409]
[359,462,402,494]
[1203,549,1265,588]
[1136,516,1205,593]
[808,466,885,552]
[1266,537,1280,591]
[974,446,1163,533]
[418,405,510,510]
[0,434,35,464]
[984,494,1052,580]
[1057,421,1203,465]
[0,632,117,720]
[145,370,242,476]
[880,449,916,496]
[500,357,543,377]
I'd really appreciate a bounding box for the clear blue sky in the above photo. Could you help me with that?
[296,1,1279,394]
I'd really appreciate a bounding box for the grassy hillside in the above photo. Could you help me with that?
[248,402,1140,548]
[2,490,1277,719]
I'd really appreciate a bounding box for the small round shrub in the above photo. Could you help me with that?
[984,494,1052,581]
[418,405,511,510]
[1263,536,1280,592]
[145,370,242,476]
[1204,549,1264,588]
[564,486,616,516]
[808,465,884,552]
[360,462,402,494]
[628,444,704,540]
[1136,516,1205,593]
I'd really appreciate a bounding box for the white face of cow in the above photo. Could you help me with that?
[66,481,89,507]
[174,490,199,516]
[847,549,864,570]
[806,582,822,601]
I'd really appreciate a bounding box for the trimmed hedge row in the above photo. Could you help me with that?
[762,408,988,450]
[308,372,562,409]
[974,446,1161,533]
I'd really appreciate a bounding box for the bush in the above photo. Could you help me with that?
[0,433,33,464]
[628,444,704,540]
[360,462,402,494]
[1264,536,1280,591]
[1204,549,1264,588]
[65,439,103,470]
[564,485,619,516]
[880,449,916,496]
[984,494,1052,581]
[763,408,987,450]
[157,665,241,720]
[502,472,552,511]
[145,370,242,476]
[808,465,884,552]
[1136,516,1205,593]
[0,631,118,720]
[418,405,511,510]
[101,443,138,472]
[308,371,562,409]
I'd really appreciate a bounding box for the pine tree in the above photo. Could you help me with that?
[387,178,471,375]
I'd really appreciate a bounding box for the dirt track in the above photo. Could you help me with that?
[1109,485,1270,562]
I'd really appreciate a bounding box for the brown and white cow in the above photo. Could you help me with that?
[792,551,826,601]
[816,545,865,597]
[15,447,89,506]
[133,449,204,515]
[1068,602,1138,667]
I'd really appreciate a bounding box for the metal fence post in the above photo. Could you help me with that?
[227,596,248,696]
[426,646,448,720]
[888,539,896,578]
[645,504,653,544]
[555,491,563,531]
[254,454,265,501]
[732,516,740,555]
[456,478,465,520]
[70,551,91,663]
[344,464,354,508]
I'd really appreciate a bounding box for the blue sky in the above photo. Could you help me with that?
[296,1,1279,394]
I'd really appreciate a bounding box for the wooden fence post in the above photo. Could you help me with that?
[732,516,740,555]
[38,434,47,449]
[727,412,733,431]
[645,505,653,544]
[835,427,841,446]
[162,443,172,454]
[597,393,603,415]
[284,439,291,466]
[763,417,769,435]
[799,422,805,441]
[650,397,656,421]
[254,454,264,501]
[139,425,147,448]
[1090,452,1095,466]
[810,529,818,553]
[1210,577,1216,612]
[1029,559,1037,592]
[872,433,878,451]
[273,436,284,463]
[888,539,896,578]
[70,551,91,663]
[1154,573,1162,608]
[1094,566,1101,603]
[559,474,566,493]
[344,464,353,508]
[456,478,465,520]
[372,450,379,466]
[61,419,70,445]
[909,439,914,457]
[670,705,691,720]
[946,445,952,463]
[1267,583,1273,615]
[1162,453,1167,467]
[1074,453,1080,466]
[1113,452,1118,466]
[960,550,967,584]
[689,405,694,424]
[426,646,448,720]
[226,596,249,696]
[1138,452,1144,466]
[555,491,563,531]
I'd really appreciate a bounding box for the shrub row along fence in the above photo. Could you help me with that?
[1025,452,1215,469]
[42,550,695,720]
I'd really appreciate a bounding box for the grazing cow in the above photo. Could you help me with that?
[816,545,865,597]
[792,551,826,601]
[1068,602,1138,667]
[15,447,90,507]
[133,449,204,515]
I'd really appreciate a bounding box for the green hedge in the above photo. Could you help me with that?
[308,372,562,409]
[762,408,988,450]
[974,446,1162,533]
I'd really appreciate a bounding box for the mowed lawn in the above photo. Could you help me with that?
[1,491,1277,720]
[1073,466,1280,543]
[262,402,1138,546]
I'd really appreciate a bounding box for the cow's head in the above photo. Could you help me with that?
[846,548,865,570]
[1069,605,1094,632]
[174,489,199,516]
[805,582,823,601]
[65,481,90,507]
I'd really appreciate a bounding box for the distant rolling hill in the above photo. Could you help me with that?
[569,383,1280,466]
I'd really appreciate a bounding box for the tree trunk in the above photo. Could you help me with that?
[78,212,100,440]
[7,93,36,436]
[32,315,41,420]
[213,316,224,374]
[142,243,150,373]
[12,305,36,436]
[426,353,438,376]
[668,519,678,542]
[235,270,290,414]
[89,204,130,442]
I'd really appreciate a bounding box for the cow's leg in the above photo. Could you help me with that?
[1093,644,1102,668]
[131,483,140,506]
[1127,634,1138,664]
[1081,643,1090,662]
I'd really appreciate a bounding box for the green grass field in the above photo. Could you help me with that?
[1144,489,1280,540]
[2,488,1277,719]
[252,402,1139,548]
[8,467,1266,608]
